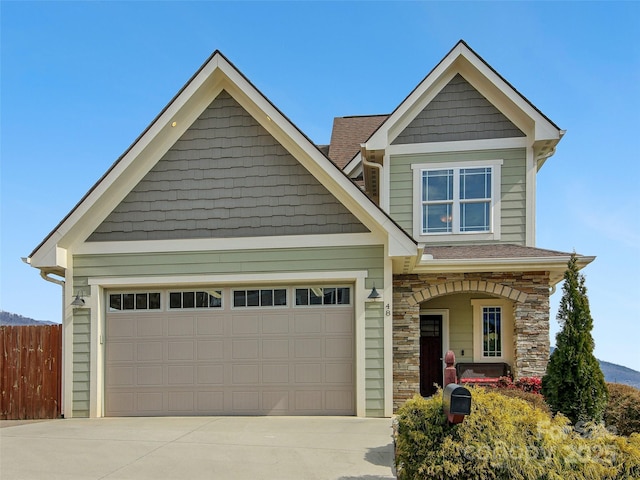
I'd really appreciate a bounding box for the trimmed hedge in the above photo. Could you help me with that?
[394,388,640,480]
[605,383,640,437]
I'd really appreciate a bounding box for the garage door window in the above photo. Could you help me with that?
[169,290,223,309]
[233,288,287,307]
[295,287,350,306]
[109,292,161,311]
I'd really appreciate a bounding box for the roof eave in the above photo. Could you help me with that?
[413,255,596,286]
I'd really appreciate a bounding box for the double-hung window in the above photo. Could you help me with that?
[413,160,502,240]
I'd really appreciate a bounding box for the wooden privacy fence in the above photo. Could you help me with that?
[1,325,62,420]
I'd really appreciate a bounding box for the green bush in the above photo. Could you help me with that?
[605,383,640,436]
[394,387,640,480]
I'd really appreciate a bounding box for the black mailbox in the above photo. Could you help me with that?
[443,384,471,424]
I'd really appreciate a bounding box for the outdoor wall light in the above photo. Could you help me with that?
[367,285,381,300]
[71,292,86,308]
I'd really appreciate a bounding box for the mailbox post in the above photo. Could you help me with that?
[443,383,471,424]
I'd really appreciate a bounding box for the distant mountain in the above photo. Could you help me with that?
[599,361,640,389]
[0,311,57,326]
[550,346,640,390]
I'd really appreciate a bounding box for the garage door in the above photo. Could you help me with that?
[105,286,354,416]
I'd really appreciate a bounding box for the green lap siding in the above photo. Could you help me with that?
[72,311,91,417]
[364,302,385,417]
[389,148,527,245]
[71,244,386,417]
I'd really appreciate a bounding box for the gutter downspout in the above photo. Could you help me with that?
[360,145,383,206]
[24,259,66,418]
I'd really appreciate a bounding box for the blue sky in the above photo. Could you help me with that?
[1,1,639,370]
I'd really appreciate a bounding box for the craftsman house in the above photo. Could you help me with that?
[27,41,593,418]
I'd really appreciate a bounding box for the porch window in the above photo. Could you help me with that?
[471,298,513,363]
[482,307,502,357]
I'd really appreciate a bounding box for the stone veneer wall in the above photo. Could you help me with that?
[392,271,550,410]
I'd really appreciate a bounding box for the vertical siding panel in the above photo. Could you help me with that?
[0,326,61,420]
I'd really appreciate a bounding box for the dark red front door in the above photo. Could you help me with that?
[420,314,443,397]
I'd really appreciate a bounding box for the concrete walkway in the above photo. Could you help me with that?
[0,416,396,479]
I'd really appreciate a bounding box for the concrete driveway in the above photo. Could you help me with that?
[0,416,396,479]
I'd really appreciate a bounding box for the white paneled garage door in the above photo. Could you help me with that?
[105,287,354,416]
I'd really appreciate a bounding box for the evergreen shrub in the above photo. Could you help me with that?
[604,383,640,437]
[394,388,640,480]
[542,254,608,424]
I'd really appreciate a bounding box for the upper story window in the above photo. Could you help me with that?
[413,160,502,241]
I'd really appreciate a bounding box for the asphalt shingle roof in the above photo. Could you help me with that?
[327,115,388,169]
[425,244,574,260]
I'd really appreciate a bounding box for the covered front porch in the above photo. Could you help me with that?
[391,271,551,410]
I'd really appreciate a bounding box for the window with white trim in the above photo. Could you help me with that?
[481,306,502,357]
[413,160,502,240]
[471,298,513,363]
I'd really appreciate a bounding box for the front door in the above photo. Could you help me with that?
[420,314,443,397]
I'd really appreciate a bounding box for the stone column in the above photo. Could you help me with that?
[392,276,421,411]
[513,281,550,378]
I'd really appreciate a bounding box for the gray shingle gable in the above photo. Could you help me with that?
[392,74,525,144]
[88,90,368,242]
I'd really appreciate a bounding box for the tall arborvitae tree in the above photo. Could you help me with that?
[542,253,608,424]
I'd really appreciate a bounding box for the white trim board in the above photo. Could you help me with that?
[75,233,384,255]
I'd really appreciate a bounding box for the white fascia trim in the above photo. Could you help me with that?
[30,243,67,270]
[415,255,594,272]
[458,52,560,141]
[388,137,527,156]
[74,233,383,255]
[220,66,414,253]
[88,270,369,288]
[366,55,459,151]
[526,145,536,246]
[344,152,362,177]
[39,59,226,256]
[386,71,457,146]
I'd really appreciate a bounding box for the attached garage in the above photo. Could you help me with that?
[104,286,355,416]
